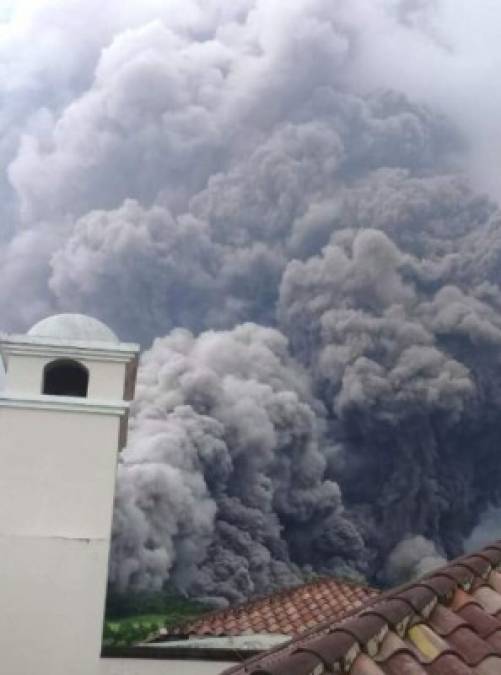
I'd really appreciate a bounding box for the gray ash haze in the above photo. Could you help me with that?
[3,0,501,602]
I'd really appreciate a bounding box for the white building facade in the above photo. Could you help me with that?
[0,315,140,675]
[0,315,235,675]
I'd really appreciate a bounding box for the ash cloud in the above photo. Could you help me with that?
[2,0,501,600]
[110,324,363,602]
[385,535,446,585]
[464,505,501,553]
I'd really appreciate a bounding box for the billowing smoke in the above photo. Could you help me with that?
[385,535,446,586]
[464,505,501,554]
[110,324,364,603]
[3,0,501,601]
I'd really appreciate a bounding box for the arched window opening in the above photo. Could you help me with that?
[43,359,89,398]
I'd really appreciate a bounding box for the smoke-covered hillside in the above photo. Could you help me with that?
[2,0,501,603]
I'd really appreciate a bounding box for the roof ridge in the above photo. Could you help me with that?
[222,539,501,675]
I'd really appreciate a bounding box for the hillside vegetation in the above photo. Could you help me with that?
[103,589,210,646]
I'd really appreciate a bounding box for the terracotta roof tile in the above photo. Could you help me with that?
[338,614,388,654]
[425,654,473,674]
[253,650,323,675]
[223,540,501,675]
[446,627,498,666]
[162,575,378,639]
[458,603,501,638]
[351,654,386,675]
[363,598,412,636]
[480,548,501,567]
[373,630,410,662]
[449,587,477,612]
[458,556,492,579]
[486,631,501,653]
[395,586,437,616]
[382,651,428,674]
[439,565,475,590]
[474,656,501,675]
[473,586,501,614]
[487,570,501,593]
[298,631,360,670]
[418,575,457,602]
[406,624,448,662]
[426,603,467,638]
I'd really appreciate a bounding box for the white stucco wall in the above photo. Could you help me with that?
[0,406,121,537]
[5,351,128,400]
[1,334,234,675]
[5,354,45,394]
[0,536,109,675]
[0,401,125,675]
[87,360,128,400]
[99,657,234,675]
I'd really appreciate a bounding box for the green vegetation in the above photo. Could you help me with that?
[102,588,210,647]
[103,615,166,647]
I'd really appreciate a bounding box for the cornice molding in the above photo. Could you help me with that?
[0,338,139,364]
[0,393,129,416]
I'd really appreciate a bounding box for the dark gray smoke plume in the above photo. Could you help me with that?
[3,0,501,602]
[110,325,363,602]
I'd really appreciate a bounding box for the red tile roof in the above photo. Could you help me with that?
[163,577,378,639]
[223,541,501,675]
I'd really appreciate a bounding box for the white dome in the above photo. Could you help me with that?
[28,314,119,344]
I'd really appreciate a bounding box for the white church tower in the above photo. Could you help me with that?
[0,314,139,675]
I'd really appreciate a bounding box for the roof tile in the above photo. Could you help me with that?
[396,586,437,617]
[381,651,428,674]
[363,598,413,637]
[488,570,501,593]
[449,587,477,612]
[406,624,448,662]
[373,630,411,663]
[350,654,386,674]
[418,575,456,602]
[458,556,492,579]
[224,540,501,675]
[457,602,501,638]
[425,654,473,675]
[337,614,388,654]
[438,565,475,590]
[164,576,378,639]
[253,651,325,675]
[471,656,501,675]
[427,603,468,637]
[484,543,501,553]
[298,632,360,671]
[481,547,501,566]
[444,626,496,665]
[486,631,501,652]
[473,586,501,615]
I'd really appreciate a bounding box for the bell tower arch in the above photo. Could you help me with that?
[43,358,90,396]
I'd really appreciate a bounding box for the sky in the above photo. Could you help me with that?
[2,0,501,600]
